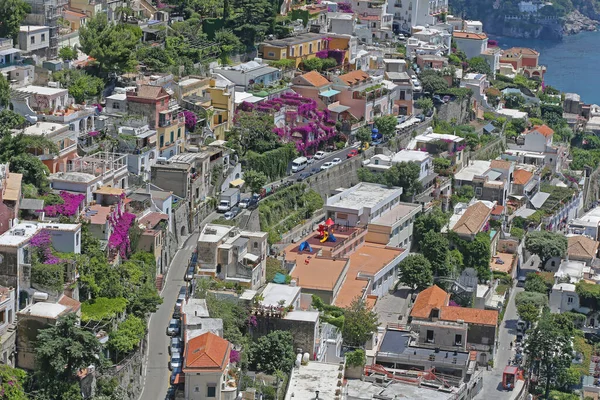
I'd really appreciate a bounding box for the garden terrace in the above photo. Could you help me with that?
[538,183,576,216]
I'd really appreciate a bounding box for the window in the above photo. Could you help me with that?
[299,45,303,56]
[254,242,258,248]
[290,47,295,57]
[309,43,313,53]
[41,33,46,42]
[268,52,275,57]
[426,330,434,343]
[194,387,200,393]
[0,310,5,324]
[160,135,164,148]
[475,187,482,196]
[318,42,321,51]
[113,102,120,109]
[76,232,80,247]
[455,334,462,345]
[430,309,439,318]
[400,91,406,100]
[170,131,174,143]
[207,384,216,397]
[177,128,181,138]
[30,36,35,45]
[568,296,574,304]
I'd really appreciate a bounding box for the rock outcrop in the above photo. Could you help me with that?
[563,10,598,35]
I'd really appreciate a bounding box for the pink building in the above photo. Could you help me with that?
[291,71,338,110]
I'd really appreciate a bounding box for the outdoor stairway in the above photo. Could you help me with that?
[155,274,164,292]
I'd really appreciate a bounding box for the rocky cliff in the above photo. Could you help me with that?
[563,10,598,34]
[482,15,564,40]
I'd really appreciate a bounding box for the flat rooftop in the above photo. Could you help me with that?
[16,85,67,97]
[345,379,455,400]
[290,255,348,293]
[182,298,210,319]
[284,310,319,322]
[260,283,300,308]
[0,223,40,247]
[21,122,68,136]
[18,301,69,319]
[378,329,470,364]
[392,150,430,163]
[370,202,421,226]
[335,244,404,308]
[326,182,402,212]
[199,224,233,243]
[454,160,491,181]
[284,362,342,400]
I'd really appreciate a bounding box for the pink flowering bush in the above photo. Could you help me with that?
[108,212,136,259]
[43,191,85,217]
[183,110,197,132]
[88,131,99,137]
[338,2,353,12]
[230,349,241,363]
[246,315,257,327]
[30,230,62,264]
[316,49,329,59]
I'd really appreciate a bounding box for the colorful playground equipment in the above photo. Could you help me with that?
[299,241,313,252]
[317,218,337,243]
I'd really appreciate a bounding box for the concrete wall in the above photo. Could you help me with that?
[305,155,364,199]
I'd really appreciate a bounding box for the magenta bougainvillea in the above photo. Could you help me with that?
[88,131,99,137]
[246,92,338,155]
[338,2,353,12]
[30,230,62,264]
[316,49,329,59]
[183,110,197,132]
[43,191,85,217]
[230,349,241,363]
[108,211,136,259]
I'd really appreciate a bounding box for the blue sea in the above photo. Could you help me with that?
[489,30,600,105]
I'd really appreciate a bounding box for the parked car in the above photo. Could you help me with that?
[169,337,182,355]
[332,158,342,165]
[320,162,334,170]
[170,367,182,385]
[416,114,425,122]
[185,266,195,281]
[314,151,327,160]
[165,386,177,400]
[239,198,251,209]
[442,95,450,103]
[307,156,314,164]
[397,115,408,124]
[169,351,182,370]
[297,172,311,181]
[224,208,238,220]
[310,167,320,175]
[517,275,526,287]
[166,319,180,336]
[347,149,358,158]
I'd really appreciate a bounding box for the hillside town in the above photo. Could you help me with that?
[0,0,597,399]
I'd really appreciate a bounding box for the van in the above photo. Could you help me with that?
[291,157,308,173]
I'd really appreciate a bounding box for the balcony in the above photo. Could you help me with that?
[59,142,77,157]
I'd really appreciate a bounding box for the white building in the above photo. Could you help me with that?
[284,362,343,400]
[452,31,488,60]
[18,26,50,55]
[366,201,422,248]
[324,182,403,227]
[549,283,579,314]
[569,207,600,241]
[119,124,158,182]
[388,0,448,33]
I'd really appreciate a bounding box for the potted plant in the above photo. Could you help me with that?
[344,349,366,379]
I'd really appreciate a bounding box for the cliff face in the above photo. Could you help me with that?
[482,15,564,40]
[563,10,598,34]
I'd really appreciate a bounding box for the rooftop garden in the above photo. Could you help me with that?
[43,191,85,218]
[81,297,128,323]
[108,197,137,259]
[538,183,576,215]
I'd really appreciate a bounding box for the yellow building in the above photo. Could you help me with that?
[205,75,235,141]
[157,111,186,159]
[259,32,329,68]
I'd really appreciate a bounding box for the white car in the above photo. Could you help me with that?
[320,162,334,170]
[314,151,327,160]
[332,158,342,165]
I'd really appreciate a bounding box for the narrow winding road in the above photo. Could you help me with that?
[138,230,200,400]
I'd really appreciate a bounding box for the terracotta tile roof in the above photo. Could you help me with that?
[528,124,554,138]
[491,205,504,216]
[490,160,511,170]
[131,85,169,100]
[440,306,498,326]
[338,70,370,86]
[503,47,539,57]
[452,31,487,40]
[299,71,330,87]
[184,332,230,372]
[410,285,448,319]
[452,202,492,236]
[58,294,81,313]
[568,235,599,259]
[358,15,380,21]
[513,169,533,185]
[139,212,168,229]
[63,8,87,18]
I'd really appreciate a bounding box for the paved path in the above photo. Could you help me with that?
[138,230,200,400]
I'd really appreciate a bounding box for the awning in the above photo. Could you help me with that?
[319,89,340,98]
[230,178,244,187]
[529,192,550,209]
[485,170,502,181]
[328,103,350,113]
[244,253,259,263]
[0,48,21,56]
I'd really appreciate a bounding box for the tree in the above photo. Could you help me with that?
[248,330,295,374]
[433,157,451,174]
[355,126,372,148]
[525,272,549,294]
[243,170,267,194]
[374,115,397,138]
[301,57,323,71]
[396,254,433,291]
[58,46,78,61]
[79,14,142,73]
[53,69,105,104]
[525,311,574,399]
[342,297,379,347]
[525,231,568,266]
[415,97,434,115]
[226,111,278,155]
[5,153,51,192]
[107,315,146,360]
[467,56,491,75]
[517,302,540,325]
[515,291,548,308]
[464,232,491,281]
[421,231,450,276]
[420,70,448,94]
[388,162,422,201]
[215,29,243,64]
[0,0,30,40]
[503,92,525,109]
[414,207,448,244]
[0,74,9,109]
[34,313,101,398]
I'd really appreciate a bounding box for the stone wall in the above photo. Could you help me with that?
[305,155,365,199]
[173,200,191,242]
[435,98,471,125]
[251,315,317,359]
[96,337,146,400]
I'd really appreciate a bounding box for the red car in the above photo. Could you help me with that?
[347,149,358,158]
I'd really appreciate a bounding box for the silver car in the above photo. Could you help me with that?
[320,161,334,170]
[169,337,182,355]
[166,319,180,336]
[169,351,182,370]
